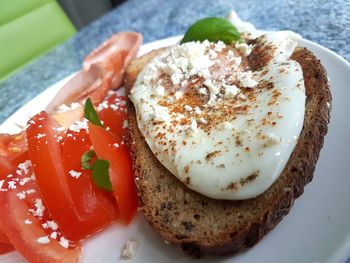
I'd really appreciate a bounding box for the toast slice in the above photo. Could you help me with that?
[125,47,331,257]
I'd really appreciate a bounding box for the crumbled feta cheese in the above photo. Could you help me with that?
[36,133,46,139]
[59,237,69,249]
[8,181,16,189]
[204,79,220,95]
[174,91,184,100]
[26,189,36,194]
[121,240,138,260]
[69,170,81,179]
[113,143,120,148]
[214,41,226,52]
[69,119,88,133]
[37,236,50,244]
[187,119,199,136]
[194,107,202,114]
[237,71,258,88]
[208,49,217,59]
[206,93,218,107]
[16,191,26,200]
[223,84,240,98]
[57,103,81,113]
[46,221,58,231]
[235,42,253,56]
[31,198,45,217]
[50,232,58,239]
[198,117,207,124]
[198,87,208,95]
[24,219,32,225]
[154,85,165,96]
[122,120,129,129]
[97,100,109,111]
[18,160,31,174]
[55,127,66,132]
[19,177,32,186]
[184,105,193,112]
[237,93,247,100]
[152,106,170,123]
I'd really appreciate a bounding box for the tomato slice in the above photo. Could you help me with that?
[88,123,138,224]
[0,132,27,159]
[26,112,86,241]
[98,95,129,139]
[0,133,28,177]
[0,243,14,255]
[0,230,11,244]
[62,128,117,233]
[0,160,81,262]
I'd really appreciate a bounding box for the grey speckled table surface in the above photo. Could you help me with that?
[0,0,349,261]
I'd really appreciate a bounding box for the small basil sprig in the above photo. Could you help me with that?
[91,159,112,192]
[84,98,103,127]
[81,98,112,192]
[180,17,240,44]
[81,150,97,170]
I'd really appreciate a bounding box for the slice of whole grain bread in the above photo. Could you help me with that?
[125,47,331,257]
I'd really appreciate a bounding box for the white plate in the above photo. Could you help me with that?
[1,36,350,263]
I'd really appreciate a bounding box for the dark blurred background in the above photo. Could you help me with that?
[58,0,126,29]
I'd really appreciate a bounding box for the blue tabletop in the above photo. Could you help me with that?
[0,0,349,123]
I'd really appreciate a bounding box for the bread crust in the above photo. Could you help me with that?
[125,47,331,257]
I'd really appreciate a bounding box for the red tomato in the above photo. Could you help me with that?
[26,112,86,241]
[0,132,27,159]
[98,95,129,139]
[62,128,118,233]
[0,133,28,177]
[88,123,138,224]
[0,243,14,255]
[0,160,81,262]
[0,230,11,244]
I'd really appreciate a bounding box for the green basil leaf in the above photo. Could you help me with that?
[180,17,240,44]
[84,98,103,127]
[81,150,97,170]
[91,159,113,192]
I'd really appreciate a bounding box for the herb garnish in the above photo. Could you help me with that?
[180,17,240,44]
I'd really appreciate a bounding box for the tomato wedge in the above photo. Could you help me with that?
[0,230,11,244]
[0,243,14,255]
[0,160,81,262]
[0,133,28,177]
[98,95,129,139]
[62,128,117,232]
[26,112,86,241]
[88,123,138,224]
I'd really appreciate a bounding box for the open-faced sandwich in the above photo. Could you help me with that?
[126,11,331,257]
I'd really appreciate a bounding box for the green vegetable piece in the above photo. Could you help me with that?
[91,159,113,192]
[84,98,103,127]
[81,150,97,170]
[180,17,240,44]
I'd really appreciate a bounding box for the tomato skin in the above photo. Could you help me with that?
[62,129,118,232]
[0,230,11,245]
[88,123,138,224]
[0,133,28,178]
[98,95,129,139]
[0,162,81,262]
[0,243,14,255]
[26,112,85,241]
